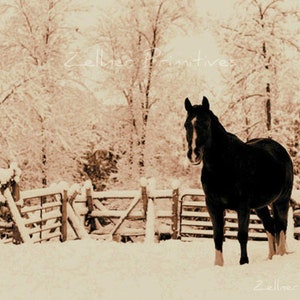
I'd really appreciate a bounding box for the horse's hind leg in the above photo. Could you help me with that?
[255,206,275,259]
[272,198,289,255]
[237,209,250,264]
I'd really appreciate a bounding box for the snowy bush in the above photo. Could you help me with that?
[79,146,119,191]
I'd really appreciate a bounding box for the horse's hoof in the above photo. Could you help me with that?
[214,250,224,266]
[239,257,249,265]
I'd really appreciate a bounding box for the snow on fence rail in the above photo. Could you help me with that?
[20,186,67,243]
[1,184,68,244]
[1,164,300,244]
[75,178,181,242]
[0,166,90,244]
[71,179,300,242]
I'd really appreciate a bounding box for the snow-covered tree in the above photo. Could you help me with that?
[0,0,105,188]
[94,0,197,179]
[214,0,299,141]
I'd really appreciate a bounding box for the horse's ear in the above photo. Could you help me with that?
[185,98,192,112]
[202,96,210,110]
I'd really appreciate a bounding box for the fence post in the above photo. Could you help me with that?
[4,188,32,243]
[145,198,155,244]
[86,187,93,212]
[145,178,156,243]
[140,178,148,219]
[11,182,20,202]
[60,190,68,242]
[171,180,180,239]
[67,202,91,240]
[286,205,295,248]
[11,182,22,244]
[86,186,97,232]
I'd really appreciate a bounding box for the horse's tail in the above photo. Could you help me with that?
[275,150,294,210]
[285,156,294,208]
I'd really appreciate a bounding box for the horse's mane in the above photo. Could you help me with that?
[209,110,243,144]
[209,111,226,133]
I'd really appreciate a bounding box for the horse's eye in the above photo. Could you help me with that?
[196,121,209,129]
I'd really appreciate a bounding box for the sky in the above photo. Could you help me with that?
[86,0,236,58]
[94,0,236,63]
[170,0,236,88]
[80,0,237,105]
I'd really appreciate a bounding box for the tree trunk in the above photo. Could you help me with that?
[37,112,47,187]
[266,83,271,131]
[262,35,271,133]
[42,146,47,187]
[138,127,146,176]
[40,116,47,187]
[128,127,134,178]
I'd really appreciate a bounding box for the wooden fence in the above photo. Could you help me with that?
[19,186,68,243]
[73,181,300,242]
[0,183,89,244]
[1,178,300,244]
[0,186,68,244]
[72,179,179,242]
[180,189,266,241]
[70,180,297,242]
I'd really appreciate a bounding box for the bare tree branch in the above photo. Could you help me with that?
[221,94,264,117]
[0,76,36,105]
[262,0,281,17]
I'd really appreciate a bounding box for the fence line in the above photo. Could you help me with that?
[1,177,300,244]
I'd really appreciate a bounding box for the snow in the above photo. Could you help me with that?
[0,168,14,186]
[0,239,299,300]
[0,162,21,186]
[145,199,155,244]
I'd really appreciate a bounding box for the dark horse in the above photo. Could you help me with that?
[184,97,293,266]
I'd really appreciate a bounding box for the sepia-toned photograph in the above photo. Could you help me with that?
[0,0,299,299]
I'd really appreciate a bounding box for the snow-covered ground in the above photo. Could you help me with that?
[1,239,300,300]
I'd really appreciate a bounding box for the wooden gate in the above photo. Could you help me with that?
[179,189,267,241]
[0,184,68,244]
[19,186,68,243]
[73,179,180,242]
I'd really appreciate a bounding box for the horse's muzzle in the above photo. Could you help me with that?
[187,147,203,165]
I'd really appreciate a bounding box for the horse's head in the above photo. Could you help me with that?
[184,96,211,165]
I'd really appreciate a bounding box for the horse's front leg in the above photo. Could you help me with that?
[207,205,225,266]
[237,209,250,265]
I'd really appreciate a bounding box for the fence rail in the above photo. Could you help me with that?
[1,178,300,244]
[179,191,267,241]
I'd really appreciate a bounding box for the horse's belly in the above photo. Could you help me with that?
[202,170,283,210]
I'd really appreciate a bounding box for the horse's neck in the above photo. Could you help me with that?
[210,116,230,147]
[204,117,234,164]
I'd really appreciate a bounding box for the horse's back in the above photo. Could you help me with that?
[247,138,291,164]
[202,137,293,209]
[247,138,293,174]
[246,138,293,206]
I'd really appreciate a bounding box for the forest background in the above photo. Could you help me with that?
[0,0,299,190]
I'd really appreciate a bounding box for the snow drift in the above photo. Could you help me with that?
[0,239,299,300]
